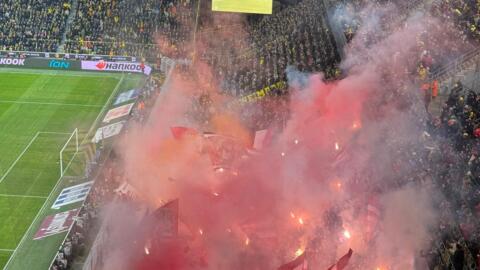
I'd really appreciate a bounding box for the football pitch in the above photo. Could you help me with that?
[0,68,143,270]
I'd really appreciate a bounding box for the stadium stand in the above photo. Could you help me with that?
[63,0,193,60]
[0,0,72,52]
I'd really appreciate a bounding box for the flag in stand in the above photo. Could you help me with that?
[278,252,307,270]
[170,126,198,139]
[253,129,272,150]
[327,248,353,270]
[152,199,179,238]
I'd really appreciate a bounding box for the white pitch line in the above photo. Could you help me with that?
[0,194,47,199]
[4,74,125,270]
[0,132,40,184]
[0,100,102,108]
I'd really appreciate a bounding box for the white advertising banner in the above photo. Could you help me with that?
[102,103,134,123]
[92,121,126,143]
[81,60,152,75]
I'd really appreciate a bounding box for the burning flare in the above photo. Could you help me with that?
[298,217,304,225]
[295,248,304,257]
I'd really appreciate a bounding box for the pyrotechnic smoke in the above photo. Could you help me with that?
[98,3,471,270]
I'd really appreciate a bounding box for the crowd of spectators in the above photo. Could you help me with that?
[63,0,193,60]
[0,0,71,52]
[198,0,341,98]
[420,81,480,269]
[432,0,480,42]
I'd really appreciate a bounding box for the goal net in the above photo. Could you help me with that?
[59,128,79,177]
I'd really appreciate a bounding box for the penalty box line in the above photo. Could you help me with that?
[0,131,72,184]
[1,130,80,270]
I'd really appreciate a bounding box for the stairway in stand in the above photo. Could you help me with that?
[57,0,80,53]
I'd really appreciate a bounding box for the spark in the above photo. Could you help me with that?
[213,192,219,197]
[343,230,351,239]
[199,229,204,235]
[281,152,286,157]
[336,182,342,188]
[144,246,150,255]
[245,237,250,246]
[352,121,361,130]
[217,167,225,173]
[290,212,295,219]
[335,142,340,151]
[294,139,299,145]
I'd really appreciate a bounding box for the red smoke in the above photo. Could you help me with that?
[100,5,471,270]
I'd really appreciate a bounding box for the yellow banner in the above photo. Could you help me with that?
[237,81,287,104]
[212,0,273,14]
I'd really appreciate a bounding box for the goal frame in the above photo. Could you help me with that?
[59,128,79,177]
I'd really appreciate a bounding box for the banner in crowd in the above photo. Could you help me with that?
[34,209,79,240]
[51,181,93,209]
[103,103,135,123]
[81,60,152,75]
[114,89,139,105]
[237,80,288,104]
[92,121,126,143]
[212,0,272,14]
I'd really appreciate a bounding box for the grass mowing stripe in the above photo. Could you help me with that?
[0,69,125,78]
[0,250,13,253]
[39,131,73,135]
[0,194,47,199]
[0,133,39,184]
[3,74,126,270]
[0,100,103,108]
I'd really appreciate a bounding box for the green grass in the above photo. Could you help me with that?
[0,68,144,270]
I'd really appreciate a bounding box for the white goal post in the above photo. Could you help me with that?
[59,128,79,177]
